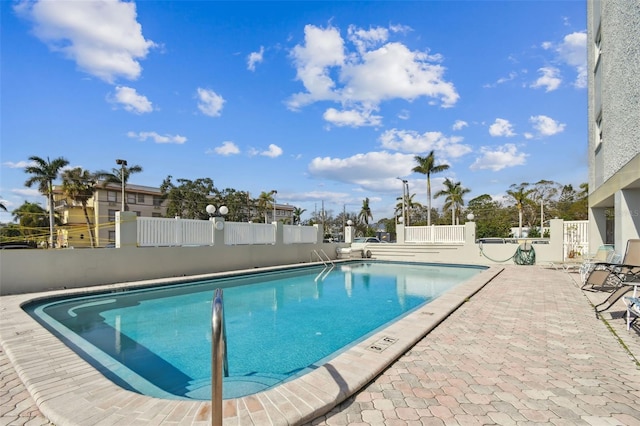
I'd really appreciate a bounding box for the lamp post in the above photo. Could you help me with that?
[115,159,127,211]
[271,190,277,223]
[206,204,229,219]
[396,177,407,225]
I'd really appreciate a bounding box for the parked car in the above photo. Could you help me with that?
[352,237,382,243]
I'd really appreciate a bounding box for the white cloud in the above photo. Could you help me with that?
[213,141,240,156]
[2,160,34,169]
[110,86,153,114]
[452,120,468,131]
[127,131,187,144]
[288,24,458,126]
[14,0,155,83]
[470,144,527,171]
[308,151,414,185]
[323,108,382,127]
[555,31,587,88]
[489,118,516,137]
[398,109,410,120]
[247,46,264,71]
[483,71,517,88]
[379,129,472,158]
[347,25,389,54]
[196,88,225,117]
[530,115,566,137]
[531,67,562,92]
[12,188,42,198]
[260,144,283,158]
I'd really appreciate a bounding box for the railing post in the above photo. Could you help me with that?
[211,288,227,426]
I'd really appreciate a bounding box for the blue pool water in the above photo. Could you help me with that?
[25,261,484,400]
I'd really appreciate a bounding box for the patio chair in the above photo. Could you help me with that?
[623,294,640,330]
[594,284,636,317]
[582,239,640,292]
[579,244,616,284]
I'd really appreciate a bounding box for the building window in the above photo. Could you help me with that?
[595,113,603,148]
[108,209,118,222]
[594,25,602,67]
[138,193,145,203]
[107,191,117,202]
[108,230,116,242]
[127,193,137,204]
[152,212,162,218]
[133,211,141,217]
[153,196,163,207]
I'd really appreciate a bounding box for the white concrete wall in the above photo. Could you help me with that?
[0,242,344,296]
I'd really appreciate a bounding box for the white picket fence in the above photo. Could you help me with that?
[136,217,318,247]
[405,225,466,243]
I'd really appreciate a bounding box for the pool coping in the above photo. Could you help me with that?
[0,261,504,426]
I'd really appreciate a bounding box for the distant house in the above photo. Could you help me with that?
[587,0,640,251]
[52,183,168,248]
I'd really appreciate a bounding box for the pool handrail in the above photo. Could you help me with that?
[211,288,228,426]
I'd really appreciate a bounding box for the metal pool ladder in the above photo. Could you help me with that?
[312,249,334,266]
[211,288,228,426]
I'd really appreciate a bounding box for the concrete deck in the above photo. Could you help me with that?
[2,265,640,425]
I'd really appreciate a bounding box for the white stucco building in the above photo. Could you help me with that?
[587,0,640,252]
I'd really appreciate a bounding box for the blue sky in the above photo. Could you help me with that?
[1,0,588,224]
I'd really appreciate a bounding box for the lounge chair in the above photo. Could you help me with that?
[579,244,616,284]
[582,239,640,292]
[623,294,640,330]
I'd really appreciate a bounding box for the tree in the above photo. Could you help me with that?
[257,191,276,223]
[61,167,97,247]
[412,151,450,226]
[216,188,252,222]
[160,176,215,219]
[95,163,143,211]
[434,178,470,224]
[292,207,306,225]
[358,197,373,226]
[506,183,535,237]
[0,197,7,212]
[466,194,511,238]
[12,201,50,241]
[24,155,69,247]
[531,179,561,229]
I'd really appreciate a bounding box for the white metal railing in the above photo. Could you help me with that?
[283,224,318,244]
[405,225,465,243]
[224,222,276,245]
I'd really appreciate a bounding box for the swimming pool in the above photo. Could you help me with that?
[24,261,485,401]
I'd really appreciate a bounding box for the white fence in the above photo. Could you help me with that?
[136,217,318,247]
[563,220,589,259]
[405,225,466,243]
[224,222,276,245]
[138,217,214,247]
[283,224,318,244]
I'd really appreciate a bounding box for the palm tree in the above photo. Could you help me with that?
[434,178,470,225]
[95,163,143,211]
[12,201,50,240]
[61,167,97,247]
[412,151,450,226]
[358,197,373,226]
[292,207,306,225]
[0,197,7,212]
[257,191,275,223]
[24,155,69,247]
[395,193,422,226]
[506,183,535,237]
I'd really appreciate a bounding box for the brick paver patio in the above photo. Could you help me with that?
[2,265,639,425]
